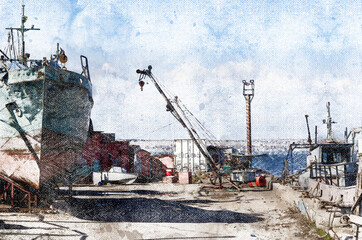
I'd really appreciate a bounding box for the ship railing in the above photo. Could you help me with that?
[0,58,61,70]
[310,162,358,187]
[281,142,315,180]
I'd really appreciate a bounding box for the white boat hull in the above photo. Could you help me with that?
[93,171,138,185]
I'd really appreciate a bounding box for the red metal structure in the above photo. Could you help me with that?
[0,174,38,211]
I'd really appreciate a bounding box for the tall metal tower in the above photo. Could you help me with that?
[242,80,254,155]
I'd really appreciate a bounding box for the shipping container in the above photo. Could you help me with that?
[173,139,208,173]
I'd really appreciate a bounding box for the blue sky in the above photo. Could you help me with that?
[0,0,361,140]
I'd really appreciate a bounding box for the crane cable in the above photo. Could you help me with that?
[175,96,219,147]
[134,122,176,139]
[151,72,219,154]
[179,100,219,146]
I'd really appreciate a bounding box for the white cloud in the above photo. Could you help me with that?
[0,0,360,141]
[89,59,360,140]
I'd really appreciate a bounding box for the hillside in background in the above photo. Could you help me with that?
[128,139,308,155]
[126,139,311,176]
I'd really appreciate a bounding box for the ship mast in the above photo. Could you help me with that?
[323,102,336,142]
[21,2,25,64]
[6,2,39,64]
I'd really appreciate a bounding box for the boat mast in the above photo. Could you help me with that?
[323,102,336,142]
[5,2,39,64]
[21,2,25,64]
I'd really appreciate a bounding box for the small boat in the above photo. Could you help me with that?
[93,167,138,185]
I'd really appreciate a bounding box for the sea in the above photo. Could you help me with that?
[250,151,309,177]
[252,151,359,177]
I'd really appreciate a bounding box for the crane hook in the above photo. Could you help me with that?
[139,80,145,91]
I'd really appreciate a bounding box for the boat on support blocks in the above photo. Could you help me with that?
[283,102,359,208]
[0,4,93,193]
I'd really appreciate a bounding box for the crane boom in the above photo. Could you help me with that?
[136,66,220,177]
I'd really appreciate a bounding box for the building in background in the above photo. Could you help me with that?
[154,154,174,169]
[82,131,134,173]
[81,132,167,183]
[133,147,166,181]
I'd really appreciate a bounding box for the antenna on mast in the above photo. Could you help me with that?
[323,102,336,142]
[5,2,40,64]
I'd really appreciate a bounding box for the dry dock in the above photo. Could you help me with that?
[0,183,322,240]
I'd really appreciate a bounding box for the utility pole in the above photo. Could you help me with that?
[242,80,254,155]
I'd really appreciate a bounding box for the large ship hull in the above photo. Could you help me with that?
[0,66,92,189]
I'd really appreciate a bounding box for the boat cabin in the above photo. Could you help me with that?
[307,143,353,165]
[307,143,357,187]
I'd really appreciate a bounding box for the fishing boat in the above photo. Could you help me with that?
[297,102,357,207]
[0,4,93,190]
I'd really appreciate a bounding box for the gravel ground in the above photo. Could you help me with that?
[0,183,318,240]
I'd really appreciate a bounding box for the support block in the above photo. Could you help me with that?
[178,172,192,184]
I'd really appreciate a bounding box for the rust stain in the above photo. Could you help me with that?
[37,71,44,77]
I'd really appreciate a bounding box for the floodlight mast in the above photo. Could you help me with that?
[242,80,254,155]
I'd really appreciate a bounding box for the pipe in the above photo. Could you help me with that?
[305,115,312,145]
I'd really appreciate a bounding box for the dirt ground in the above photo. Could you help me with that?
[0,183,321,240]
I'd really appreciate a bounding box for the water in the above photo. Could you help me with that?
[252,152,309,177]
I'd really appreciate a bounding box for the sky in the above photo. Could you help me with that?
[0,0,361,141]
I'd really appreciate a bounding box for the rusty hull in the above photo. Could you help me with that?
[0,66,92,189]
